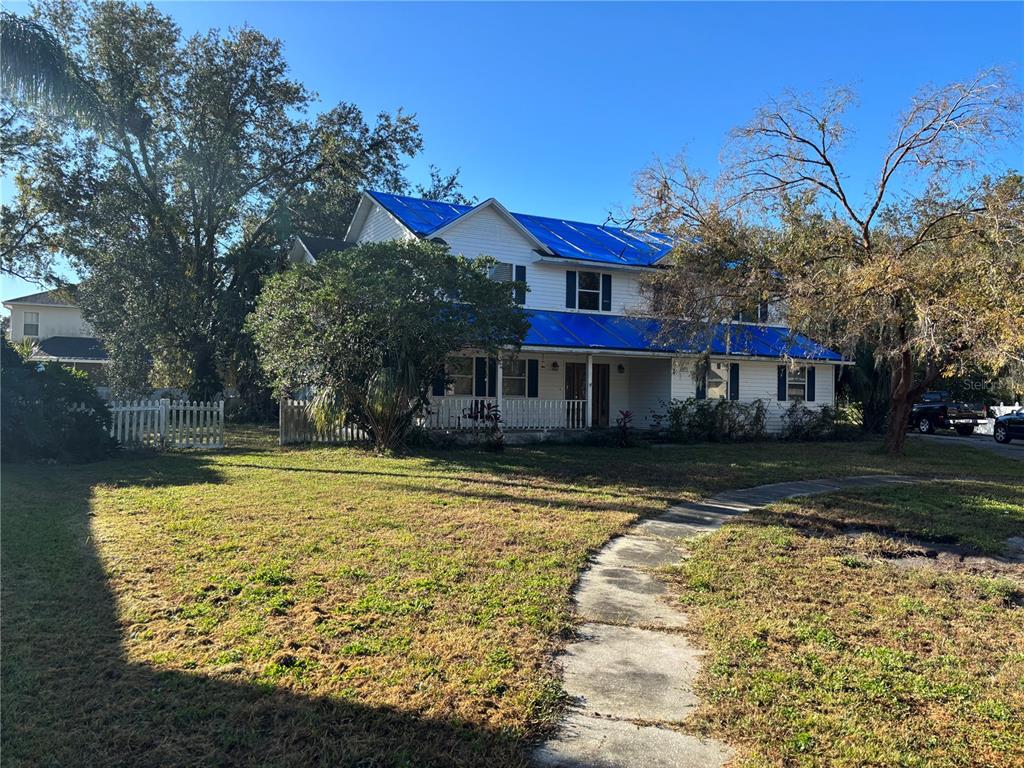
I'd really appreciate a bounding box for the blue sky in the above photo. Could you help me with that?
[3,1,1022,303]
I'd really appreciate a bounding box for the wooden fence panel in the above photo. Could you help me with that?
[279,398,366,445]
[107,399,223,450]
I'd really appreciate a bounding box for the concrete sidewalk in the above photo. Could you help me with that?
[534,475,920,768]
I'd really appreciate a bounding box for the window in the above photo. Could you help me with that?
[448,356,474,395]
[503,358,527,397]
[23,311,39,338]
[578,271,601,310]
[732,301,770,323]
[488,262,513,282]
[566,270,612,311]
[787,366,807,402]
[489,262,527,305]
[706,365,728,400]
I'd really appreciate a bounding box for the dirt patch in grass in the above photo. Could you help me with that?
[664,480,1024,768]
[3,428,1022,766]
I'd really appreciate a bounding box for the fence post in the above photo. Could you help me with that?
[218,399,225,447]
[159,399,169,448]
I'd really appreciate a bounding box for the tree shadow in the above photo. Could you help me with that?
[1,455,529,767]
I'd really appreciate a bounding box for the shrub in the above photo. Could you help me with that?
[1,338,115,462]
[780,402,838,440]
[653,398,768,443]
[615,410,634,447]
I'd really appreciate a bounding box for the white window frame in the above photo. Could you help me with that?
[503,358,527,398]
[447,356,474,396]
[787,366,808,402]
[706,364,728,400]
[488,262,513,282]
[23,311,39,338]
[576,270,609,312]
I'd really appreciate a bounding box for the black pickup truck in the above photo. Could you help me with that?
[909,392,986,436]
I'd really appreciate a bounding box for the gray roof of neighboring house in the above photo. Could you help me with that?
[32,336,108,361]
[3,286,79,306]
[295,235,354,258]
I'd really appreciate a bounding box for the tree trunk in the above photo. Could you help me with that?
[883,351,914,455]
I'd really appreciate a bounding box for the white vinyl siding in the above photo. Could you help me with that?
[669,358,836,433]
[355,204,647,314]
[357,203,412,244]
[5,304,90,343]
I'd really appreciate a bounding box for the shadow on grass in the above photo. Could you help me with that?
[1,453,528,768]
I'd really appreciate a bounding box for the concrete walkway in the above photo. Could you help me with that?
[534,474,919,768]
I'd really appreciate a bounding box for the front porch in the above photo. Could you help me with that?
[424,352,672,432]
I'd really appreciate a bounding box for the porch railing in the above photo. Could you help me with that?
[423,397,587,431]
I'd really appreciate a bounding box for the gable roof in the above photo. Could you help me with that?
[363,190,673,268]
[3,287,78,307]
[296,235,354,258]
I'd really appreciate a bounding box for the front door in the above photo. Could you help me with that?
[564,362,610,427]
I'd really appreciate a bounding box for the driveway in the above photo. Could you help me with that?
[910,432,1024,462]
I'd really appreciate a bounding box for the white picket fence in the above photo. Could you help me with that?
[109,399,225,449]
[279,398,367,445]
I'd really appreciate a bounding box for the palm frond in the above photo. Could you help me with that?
[0,11,104,123]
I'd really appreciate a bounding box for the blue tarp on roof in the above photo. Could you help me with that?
[367,191,672,267]
[523,310,843,361]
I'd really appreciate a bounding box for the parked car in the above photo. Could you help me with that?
[909,391,986,436]
[993,407,1024,444]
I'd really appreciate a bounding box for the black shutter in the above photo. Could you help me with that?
[777,365,788,401]
[729,363,739,401]
[431,365,446,397]
[527,359,539,398]
[514,265,526,305]
[487,358,497,397]
[601,274,612,311]
[565,271,577,309]
[696,373,707,400]
[474,357,487,397]
[806,366,816,402]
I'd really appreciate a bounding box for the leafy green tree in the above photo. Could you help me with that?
[1,337,115,462]
[634,71,1024,454]
[248,240,529,452]
[1,1,458,410]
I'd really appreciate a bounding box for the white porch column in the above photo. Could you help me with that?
[585,354,593,429]
[495,357,504,422]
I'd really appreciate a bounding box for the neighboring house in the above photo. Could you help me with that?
[2,287,111,389]
[307,189,846,434]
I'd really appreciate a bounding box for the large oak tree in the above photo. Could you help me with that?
[634,71,1023,453]
[1,1,464,412]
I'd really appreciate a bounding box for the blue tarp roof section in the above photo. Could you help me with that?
[523,310,843,361]
[366,191,470,235]
[366,191,672,267]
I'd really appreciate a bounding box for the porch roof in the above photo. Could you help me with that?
[523,310,843,361]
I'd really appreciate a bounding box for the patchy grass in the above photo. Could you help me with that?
[665,480,1024,768]
[2,426,1021,766]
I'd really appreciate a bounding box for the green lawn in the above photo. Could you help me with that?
[665,480,1024,768]
[2,427,1021,767]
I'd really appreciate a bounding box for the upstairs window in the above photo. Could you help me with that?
[488,262,527,305]
[566,270,612,311]
[732,301,770,323]
[23,311,39,338]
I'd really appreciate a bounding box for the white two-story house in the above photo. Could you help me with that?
[307,190,844,434]
[3,287,110,385]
